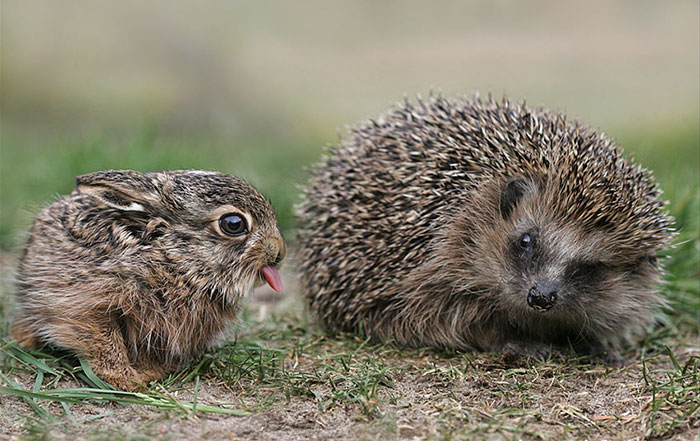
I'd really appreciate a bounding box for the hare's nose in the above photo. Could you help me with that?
[264,237,286,266]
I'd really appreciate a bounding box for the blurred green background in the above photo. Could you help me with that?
[1,0,698,250]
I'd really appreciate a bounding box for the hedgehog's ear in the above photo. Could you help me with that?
[75,170,159,212]
[500,177,531,220]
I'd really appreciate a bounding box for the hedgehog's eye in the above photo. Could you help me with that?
[219,213,248,236]
[519,233,533,250]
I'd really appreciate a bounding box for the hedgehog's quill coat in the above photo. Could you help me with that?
[297,95,674,361]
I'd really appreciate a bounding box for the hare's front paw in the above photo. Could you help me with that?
[92,365,160,391]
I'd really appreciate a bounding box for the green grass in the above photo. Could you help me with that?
[0,124,698,440]
[1,342,249,417]
[642,347,700,438]
[0,327,397,437]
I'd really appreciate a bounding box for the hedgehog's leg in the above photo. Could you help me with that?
[502,341,552,361]
[478,323,552,361]
[573,340,626,366]
[599,351,626,367]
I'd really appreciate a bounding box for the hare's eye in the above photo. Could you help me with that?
[219,213,248,236]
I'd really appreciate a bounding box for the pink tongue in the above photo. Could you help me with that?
[260,266,283,292]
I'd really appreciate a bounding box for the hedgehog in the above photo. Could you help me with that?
[296,95,674,363]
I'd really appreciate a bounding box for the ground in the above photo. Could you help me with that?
[0,251,698,441]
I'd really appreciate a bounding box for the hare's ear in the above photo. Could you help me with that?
[75,170,159,212]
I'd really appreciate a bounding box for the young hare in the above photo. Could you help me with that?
[11,170,285,390]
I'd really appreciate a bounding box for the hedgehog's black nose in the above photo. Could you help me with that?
[527,281,559,311]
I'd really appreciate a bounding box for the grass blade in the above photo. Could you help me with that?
[0,384,250,416]
[77,357,115,390]
[6,344,60,376]
[0,375,54,419]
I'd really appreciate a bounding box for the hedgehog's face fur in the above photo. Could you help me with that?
[74,170,285,304]
[443,174,664,346]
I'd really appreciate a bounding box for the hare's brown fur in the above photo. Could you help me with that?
[11,170,285,390]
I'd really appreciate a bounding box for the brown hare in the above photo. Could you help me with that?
[11,169,285,390]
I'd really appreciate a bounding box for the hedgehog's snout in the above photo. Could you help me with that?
[527,281,559,311]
